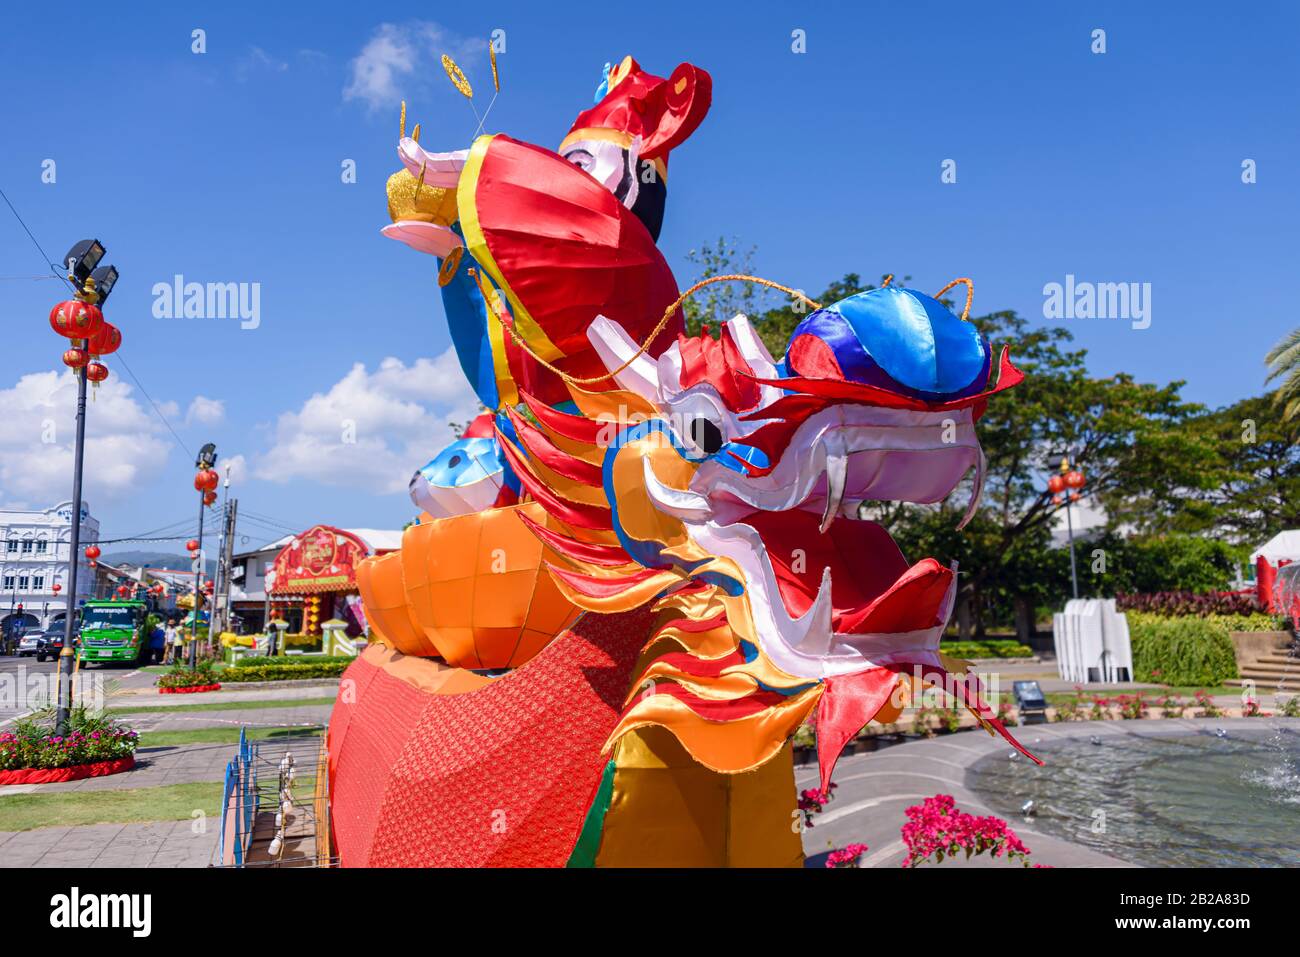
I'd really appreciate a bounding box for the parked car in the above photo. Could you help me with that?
[17,629,68,662]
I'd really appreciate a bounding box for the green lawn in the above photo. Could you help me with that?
[107,695,337,717]
[0,780,225,832]
[136,726,323,748]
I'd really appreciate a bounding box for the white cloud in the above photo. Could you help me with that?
[0,370,175,509]
[236,46,289,81]
[254,349,482,493]
[343,21,484,111]
[186,396,225,426]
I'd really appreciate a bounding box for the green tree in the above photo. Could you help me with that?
[1174,394,1300,544]
[883,311,1215,638]
[681,237,771,336]
[1265,328,1300,420]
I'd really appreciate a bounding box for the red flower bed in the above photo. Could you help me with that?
[1116,590,1262,617]
[159,683,221,694]
[0,755,134,785]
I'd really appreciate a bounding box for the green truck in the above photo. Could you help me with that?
[76,599,154,665]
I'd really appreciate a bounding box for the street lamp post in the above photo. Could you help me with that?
[189,444,219,668]
[1048,454,1088,601]
[48,240,121,734]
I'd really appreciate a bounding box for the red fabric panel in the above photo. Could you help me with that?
[505,406,604,486]
[498,435,613,530]
[519,389,606,444]
[334,607,653,866]
[787,333,846,381]
[470,135,684,366]
[516,510,631,567]
[815,668,899,793]
[329,656,428,868]
[676,326,760,412]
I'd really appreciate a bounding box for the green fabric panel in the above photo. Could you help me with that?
[566,758,616,868]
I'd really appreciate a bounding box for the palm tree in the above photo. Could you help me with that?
[1265,328,1300,420]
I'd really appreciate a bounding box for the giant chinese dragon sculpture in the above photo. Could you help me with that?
[326,52,1038,867]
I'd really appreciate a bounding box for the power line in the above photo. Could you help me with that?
[110,349,194,459]
[0,181,195,460]
[0,184,70,288]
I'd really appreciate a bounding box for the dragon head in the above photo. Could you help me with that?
[503,281,1034,782]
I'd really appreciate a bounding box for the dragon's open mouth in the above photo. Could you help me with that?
[742,507,952,636]
[681,419,978,679]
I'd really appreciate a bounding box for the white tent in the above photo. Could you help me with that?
[1251,530,1300,566]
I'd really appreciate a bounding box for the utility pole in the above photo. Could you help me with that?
[211,497,237,635]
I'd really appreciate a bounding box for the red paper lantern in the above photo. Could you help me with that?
[51,583,61,594]
[49,299,103,339]
[62,347,88,369]
[85,362,109,383]
[1069,491,1081,502]
[185,539,200,552]
[1047,474,1065,494]
[1052,492,1064,505]
[203,490,218,506]
[1065,469,1086,489]
[87,321,121,357]
[84,544,101,561]
[194,469,219,492]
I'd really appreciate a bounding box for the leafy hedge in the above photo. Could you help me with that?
[221,661,350,682]
[939,640,1034,659]
[1126,612,1240,686]
[233,654,358,668]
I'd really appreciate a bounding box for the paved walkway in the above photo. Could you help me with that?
[112,704,333,733]
[1,742,256,795]
[0,820,215,867]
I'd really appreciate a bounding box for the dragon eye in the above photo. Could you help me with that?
[687,416,724,456]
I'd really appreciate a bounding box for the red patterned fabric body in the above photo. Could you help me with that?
[328,607,653,866]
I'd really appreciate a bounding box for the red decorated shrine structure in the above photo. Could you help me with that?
[266,525,382,638]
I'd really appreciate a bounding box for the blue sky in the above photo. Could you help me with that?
[1,1,1295,551]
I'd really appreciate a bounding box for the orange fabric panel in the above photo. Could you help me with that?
[377,502,581,669]
[356,552,438,657]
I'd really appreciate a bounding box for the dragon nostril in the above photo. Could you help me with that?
[688,417,724,455]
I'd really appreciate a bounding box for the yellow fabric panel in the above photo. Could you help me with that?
[606,684,821,774]
[594,727,803,868]
[610,438,693,550]
[565,382,659,426]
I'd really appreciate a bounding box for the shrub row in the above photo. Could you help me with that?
[233,654,358,668]
[1126,612,1240,686]
[220,662,350,682]
[939,640,1034,659]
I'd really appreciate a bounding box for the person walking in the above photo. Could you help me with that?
[164,618,182,665]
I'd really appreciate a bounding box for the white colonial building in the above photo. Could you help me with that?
[0,501,99,635]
